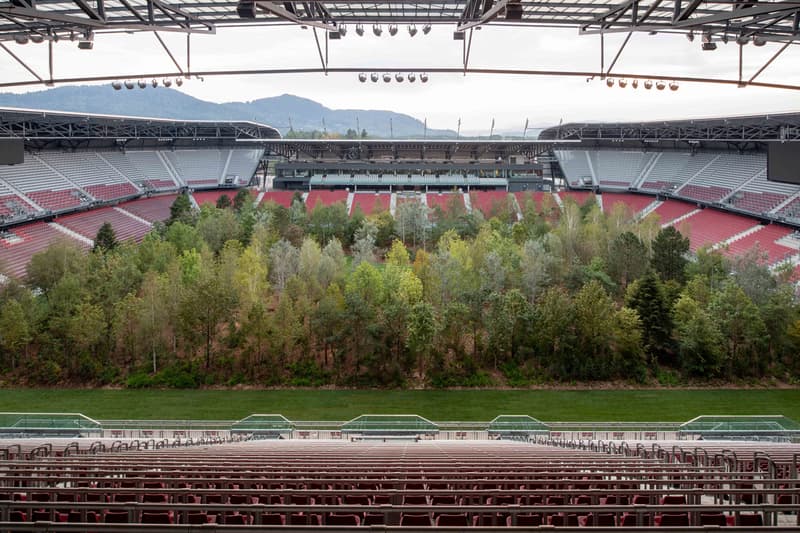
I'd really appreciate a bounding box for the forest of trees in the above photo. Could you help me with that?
[1,189,799,388]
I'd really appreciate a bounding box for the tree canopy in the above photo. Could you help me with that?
[1,191,798,388]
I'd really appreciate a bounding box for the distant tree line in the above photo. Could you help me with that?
[1,190,799,388]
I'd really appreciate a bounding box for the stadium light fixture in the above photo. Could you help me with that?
[606,78,614,87]
[137,79,147,89]
[395,73,404,82]
[408,72,416,82]
[30,34,44,44]
[631,79,639,89]
[644,79,653,89]
[702,41,717,50]
[408,25,418,37]
[753,36,766,46]
[338,24,347,37]
[420,72,429,83]
[111,81,122,90]
[370,72,379,82]
[382,72,391,82]
[669,81,679,91]
[151,79,158,87]
[78,40,93,50]
[356,24,364,36]
[176,78,183,87]
[163,78,172,87]
[422,23,432,34]
[618,78,628,88]
[14,34,29,44]
[656,80,666,90]
[388,24,398,36]
[124,80,134,89]
[686,30,694,42]
[373,24,383,36]
[358,72,367,82]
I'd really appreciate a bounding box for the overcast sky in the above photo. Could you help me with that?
[1,23,800,131]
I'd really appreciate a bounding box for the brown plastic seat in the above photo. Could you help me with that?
[326,513,361,526]
[260,513,285,525]
[515,513,543,526]
[699,513,727,526]
[435,513,469,526]
[141,511,172,524]
[104,511,129,523]
[737,513,764,526]
[658,513,690,527]
[186,512,209,524]
[400,513,432,526]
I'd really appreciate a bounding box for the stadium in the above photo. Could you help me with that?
[2,0,800,529]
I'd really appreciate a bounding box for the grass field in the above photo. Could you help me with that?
[1,389,799,422]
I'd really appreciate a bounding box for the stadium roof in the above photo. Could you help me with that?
[0,107,281,141]
[539,112,800,143]
[259,138,570,159]
[1,0,799,46]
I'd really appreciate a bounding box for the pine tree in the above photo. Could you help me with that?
[626,270,675,366]
[93,222,118,253]
[651,226,690,283]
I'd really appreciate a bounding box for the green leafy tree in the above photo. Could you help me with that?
[673,294,723,377]
[0,299,31,370]
[709,282,769,377]
[407,301,438,379]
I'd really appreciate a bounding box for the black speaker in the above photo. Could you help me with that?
[506,1,523,19]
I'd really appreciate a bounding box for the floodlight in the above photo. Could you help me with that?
[236,0,256,18]
[176,78,183,86]
[382,73,391,82]
[408,72,416,82]
[358,72,367,82]
[631,79,639,88]
[644,79,653,89]
[373,24,382,36]
[163,78,172,87]
[606,78,614,87]
[14,34,29,44]
[408,25,418,37]
[370,72,379,82]
[395,73,404,82]
[669,81,679,91]
[686,30,694,42]
[422,23,431,34]
[111,81,122,90]
[702,41,717,50]
[656,80,666,90]
[30,34,44,44]
[338,24,347,36]
[356,24,364,36]
[138,79,147,89]
[388,24,398,36]
[753,36,766,46]
[618,78,628,88]
[124,80,135,89]
[420,72,429,83]
[150,79,157,88]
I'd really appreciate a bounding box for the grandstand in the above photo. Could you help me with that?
[0,412,798,530]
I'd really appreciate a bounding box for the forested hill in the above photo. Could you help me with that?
[0,86,457,138]
[1,192,798,389]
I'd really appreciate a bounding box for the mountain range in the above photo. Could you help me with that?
[0,86,460,139]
